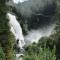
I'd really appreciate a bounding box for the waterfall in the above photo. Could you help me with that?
[7,13,25,60]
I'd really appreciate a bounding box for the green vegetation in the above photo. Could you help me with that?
[0,44,5,60]
[24,37,56,60]
[0,0,15,60]
[24,47,56,60]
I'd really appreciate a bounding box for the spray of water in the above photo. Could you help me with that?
[24,24,55,44]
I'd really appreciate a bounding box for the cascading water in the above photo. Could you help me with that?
[7,13,25,60]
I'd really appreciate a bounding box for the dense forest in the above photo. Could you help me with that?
[0,0,60,60]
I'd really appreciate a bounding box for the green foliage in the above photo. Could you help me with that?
[0,44,5,60]
[0,2,15,60]
[24,37,56,60]
[0,4,9,34]
[4,32,15,60]
[24,45,56,60]
[53,0,60,59]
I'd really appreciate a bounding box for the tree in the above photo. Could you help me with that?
[52,0,60,59]
[0,0,15,60]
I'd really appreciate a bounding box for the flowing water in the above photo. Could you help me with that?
[7,13,25,60]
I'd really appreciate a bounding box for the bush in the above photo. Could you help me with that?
[0,44,5,60]
[24,42,56,60]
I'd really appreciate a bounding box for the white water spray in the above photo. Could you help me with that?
[25,24,55,44]
[7,13,25,60]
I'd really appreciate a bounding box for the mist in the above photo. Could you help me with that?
[24,24,55,44]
